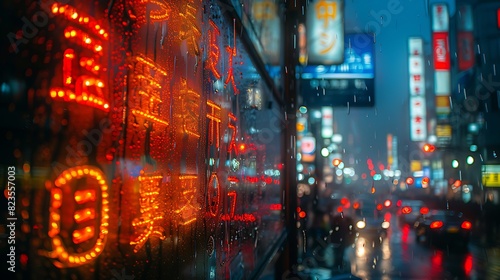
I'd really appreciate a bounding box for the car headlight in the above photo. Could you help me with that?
[381,221,390,229]
[356,220,366,229]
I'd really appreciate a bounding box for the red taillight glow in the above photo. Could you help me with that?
[430,220,444,229]
[420,207,429,215]
[376,204,383,211]
[401,206,412,214]
[353,202,360,209]
[461,221,472,230]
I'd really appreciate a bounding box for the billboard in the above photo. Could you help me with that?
[306,0,345,65]
[301,33,375,107]
[432,3,451,118]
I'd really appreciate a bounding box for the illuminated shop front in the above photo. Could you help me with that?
[1,0,287,279]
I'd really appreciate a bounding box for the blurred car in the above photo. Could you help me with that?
[413,210,472,250]
[397,199,425,226]
[352,198,390,239]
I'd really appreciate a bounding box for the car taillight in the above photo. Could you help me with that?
[461,221,472,230]
[420,206,429,215]
[430,220,443,229]
[401,206,412,214]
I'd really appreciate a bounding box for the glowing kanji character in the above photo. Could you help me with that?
[130,171,166,253]
[174,175,200,226]
[178,79,201,137]
[226,113,238,156]
[179,1,201,56]
[49,4,109,111]
[227,191,237,218]
[130,54,169,127]
[319,32,337,54]
[206,100,222,148]
[315,0,337,28]
[207,20,221,80]
[225,46,239,95]
[39,165,109,268]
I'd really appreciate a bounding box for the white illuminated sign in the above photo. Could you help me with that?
[408,38,427,142]
[306,0,344,65]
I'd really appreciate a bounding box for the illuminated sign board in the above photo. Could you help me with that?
[321,107,333,138]
[306,0,345,65]
[432,4,451,117]
[301,33,375,107]
[483,165,500,187]
[408,37,427,142]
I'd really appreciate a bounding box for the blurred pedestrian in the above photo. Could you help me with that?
[329,211,356,275]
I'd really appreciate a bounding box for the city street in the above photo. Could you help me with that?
[297,216,500,280]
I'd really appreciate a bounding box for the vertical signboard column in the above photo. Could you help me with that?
[408,37,427,142]
[432,4,452,146]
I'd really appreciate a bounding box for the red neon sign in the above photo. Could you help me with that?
[433,32,450,70]
[130,172,166,253]
[49,4,110,112]
[40,165,109,267]
[225,46,239,95]
[207,20,221,80]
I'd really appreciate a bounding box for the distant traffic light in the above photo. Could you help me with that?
[423,143,436,152]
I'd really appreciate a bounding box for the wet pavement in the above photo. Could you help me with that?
[266,216,500,280]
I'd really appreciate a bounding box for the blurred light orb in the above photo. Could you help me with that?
[307,177,316,185]
[466,156,474,165]
[452,160,459,168]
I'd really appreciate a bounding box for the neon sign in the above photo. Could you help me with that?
[49,4,110,112]
[130,54,169,127]
[227,113,238,157]
[207,100,222,148]
[225,46,239,95]
[207,20,222,80]
[40,166,109,268]
[178,79,201,138]
[130,171,166,253]
[175,175,200,226]
[179,1,201,56]
[148,0,170,22]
